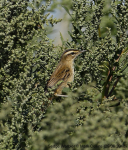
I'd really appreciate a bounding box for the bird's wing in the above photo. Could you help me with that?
[47,67,70,88]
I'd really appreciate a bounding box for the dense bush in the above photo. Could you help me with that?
[0,0,128,149]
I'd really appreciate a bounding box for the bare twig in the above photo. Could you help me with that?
[107,77,121,97]
[103,51,123,99]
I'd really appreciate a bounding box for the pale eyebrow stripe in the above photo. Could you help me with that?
[64,51,78,56]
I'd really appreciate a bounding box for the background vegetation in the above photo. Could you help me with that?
[0,0,128,149]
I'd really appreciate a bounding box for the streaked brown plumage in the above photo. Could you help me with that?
[46,49,86,97]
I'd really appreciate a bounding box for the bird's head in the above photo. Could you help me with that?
[60,49,86,62]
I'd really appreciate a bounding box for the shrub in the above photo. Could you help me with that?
[0,0,128,149]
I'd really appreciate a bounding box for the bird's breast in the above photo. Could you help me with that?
[67,65,74,82]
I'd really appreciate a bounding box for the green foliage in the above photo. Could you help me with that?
[0,0,128,149]
[65,0,128,100]
[0,0,60,149]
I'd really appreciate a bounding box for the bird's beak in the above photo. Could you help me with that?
[76,50,86,57]
[78,50,86,55]
[81,50,86,53]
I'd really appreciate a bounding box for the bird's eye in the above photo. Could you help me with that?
[71,52,75,55]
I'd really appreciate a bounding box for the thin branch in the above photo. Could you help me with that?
[107,77,121,97]
[103,64,112,98]
[103,50,123,99]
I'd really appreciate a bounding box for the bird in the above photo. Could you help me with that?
[46,49,86,98]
